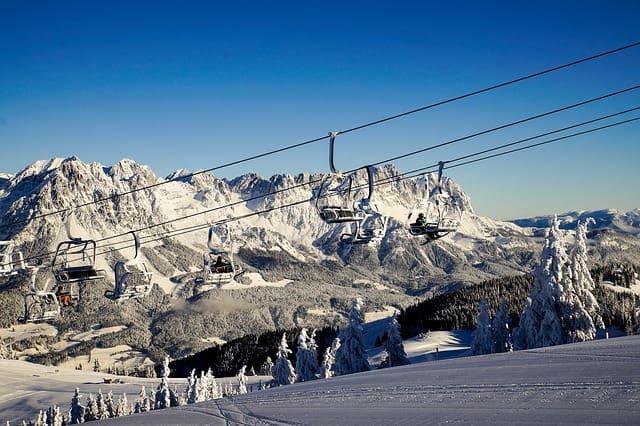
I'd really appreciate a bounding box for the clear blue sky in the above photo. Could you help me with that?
[1,1,639,220]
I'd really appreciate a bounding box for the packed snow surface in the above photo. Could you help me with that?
[2,336,639,425]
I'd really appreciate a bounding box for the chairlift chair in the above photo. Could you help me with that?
[408,162,461,241]
[0,240,26,277]
[20,267,60,323]
[105,232,153,301]
[197,224,243,286]
[51,213,105,285]
[339,166,389,244]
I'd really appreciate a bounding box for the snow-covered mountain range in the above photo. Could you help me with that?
[0,157,638,356]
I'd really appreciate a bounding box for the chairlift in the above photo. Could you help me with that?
[339,166,388,244]
[408,162,461,241]
[315,133,388,243]
[0,240,26,277]
[20,267,60,323]
[314,132,367,224]
[51,212,105,286]
[196,224,243,286]
[105,232,153,301]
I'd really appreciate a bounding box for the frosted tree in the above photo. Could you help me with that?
[83,394,98,422]
[295,328,320,382]
[471,298,493,355]
[155,377,171,409]
[69,387,85,424]
[134,386,151,413]
[513,216,598,349]
[208,369,221,399]
[45,405,63,426]
[114,393,129,417]
[237,365,248,394]
[569,218,604,331]
[272,332,296,386]
[491,299,512,353]
[160,356,171,379]
[308,329,319,365]
[33,410,46,426]
[259,357,274,376]
[321,337,340,379]
[334,298,371,375]
[104,391,115,419]
[95,390,108,420]
[186,369,198,404]
[384,314,410,367]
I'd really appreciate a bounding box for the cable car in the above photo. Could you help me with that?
[105,232,153,301]
[196,224,243,286]
[408,162,462,241]
[0,240,26,277]
[51,213,105,297]
[20,267,60,323]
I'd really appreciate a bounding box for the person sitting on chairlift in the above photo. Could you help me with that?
[215,256,228,273]
[56,286,72,306]
[413,213,427,229]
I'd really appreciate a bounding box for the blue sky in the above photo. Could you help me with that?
[1,1,638,220]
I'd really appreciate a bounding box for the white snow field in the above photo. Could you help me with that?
[4,335,639,425]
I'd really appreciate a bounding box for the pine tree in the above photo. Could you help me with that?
[471,298,493,355]
[104,391,115,419]
[82,394,98,422]
[186,370,197,404]
[295,328,320,382]
[491,299,512,353]
[321,337,340,379]
[45,405,63,426]
[272,332,296,386]
[134,386,150,413]
[155,377,171,409]
[95,390,108,420]
[68,388,85,424]
[334,298,371,375]
[114,393,129,417]
[33,410,46,426]
[513,217,567,349]
[569,218,604,332]
[259,357,274,376]
[237,365,248,394]
[384,314,410,366]
[208,370,221,399]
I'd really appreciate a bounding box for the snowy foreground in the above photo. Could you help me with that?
[3,335,637,425]
[104,336,640,425]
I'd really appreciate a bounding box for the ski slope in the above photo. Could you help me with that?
[2,335,639,425]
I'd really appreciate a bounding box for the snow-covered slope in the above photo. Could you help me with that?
[2,335,639,425]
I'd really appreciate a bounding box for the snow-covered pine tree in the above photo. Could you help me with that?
[208,370,221,399]
[471,298,493,355]
[491,299,512,353]
[513,217,566,349]
[259,357,274,376]
[33,410,46,426]
[237,365,248,394]
[272,332,296,386]
[295,328,320,382]
[334,298,371,375]
[569,218,604,331]
[45,405,63,426]
[195,370,208,402]
[186,369,197,404]
[383,314,410,367]
[321,337,340,379]
[104,391,115,419]
[155,377,171,409]
[68,387,85,424]
[135,386,150,413]
[114,393,129,417]
[83,394,98,422]
[95,390,107,420]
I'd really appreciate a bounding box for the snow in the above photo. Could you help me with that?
[3,335,638,424]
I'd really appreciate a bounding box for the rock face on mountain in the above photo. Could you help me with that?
[0,157,638,361]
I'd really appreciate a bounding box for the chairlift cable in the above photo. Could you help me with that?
[2,42,638,230]
[4,110,639,268]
